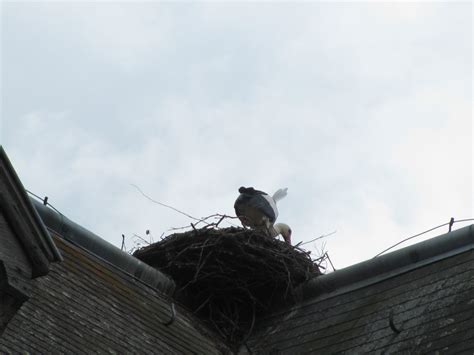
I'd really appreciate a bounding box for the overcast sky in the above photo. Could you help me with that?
[1,1,472,269]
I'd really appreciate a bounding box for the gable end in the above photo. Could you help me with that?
[0,146,62,277]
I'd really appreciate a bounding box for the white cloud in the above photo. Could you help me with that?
[2,2,472,268]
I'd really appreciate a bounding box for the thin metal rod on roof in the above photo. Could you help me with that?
[121,234,126,251]
[373,218,474,258]
[26,189,44,202]
[453,218,474,224]
[26,189,63,216]
[449,217,454,232]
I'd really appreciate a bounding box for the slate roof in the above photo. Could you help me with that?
[245,224,474,354]
[0,229,228,354]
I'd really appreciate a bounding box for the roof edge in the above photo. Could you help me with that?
[0,146,62,263]
[298,224,473,302]
[30,198,176,296]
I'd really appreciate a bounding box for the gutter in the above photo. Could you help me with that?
[31,198,176,296]
[298,224,474,302]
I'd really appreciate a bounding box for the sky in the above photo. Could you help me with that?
[0,1,472,270]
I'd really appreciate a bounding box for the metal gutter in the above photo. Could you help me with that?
[298,224,474,302]
[30,198,176,296]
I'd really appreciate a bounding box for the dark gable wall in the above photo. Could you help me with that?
[0,146,62,336]
[0,205,34,336]
[0,232,227,354]
[0,212,32,275]
[0,213,31,336]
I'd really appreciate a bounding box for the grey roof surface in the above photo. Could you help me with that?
[245,224,474,354]
[31,197,175,296]
[299,224,473,301]
[0,231,228,354]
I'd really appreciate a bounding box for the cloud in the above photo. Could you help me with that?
[1,2,472,268]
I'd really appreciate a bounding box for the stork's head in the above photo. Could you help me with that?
[238,186,257,194]
[274,223,292,245]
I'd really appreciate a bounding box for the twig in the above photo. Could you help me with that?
[297,230,337,247]
[326,252,336,271]
[131,184,201,221]
[132,233,151,246]
[194,295,212,314]
[132,184,244,234]
[215,215,226,227]
[168,214,240,232]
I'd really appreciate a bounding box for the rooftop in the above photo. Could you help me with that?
[1,144,472,353]
[28,194,474,353]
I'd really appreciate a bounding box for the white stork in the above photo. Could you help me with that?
[234,186,292,244]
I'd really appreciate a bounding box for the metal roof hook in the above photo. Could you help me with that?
[162,302,176,327]
[449,217,455,232]
[389,308,402,334]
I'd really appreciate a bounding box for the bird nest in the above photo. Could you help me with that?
[133,226,321,348]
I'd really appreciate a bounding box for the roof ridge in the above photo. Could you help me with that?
[30,198,176,296]
[297,224,473,303]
